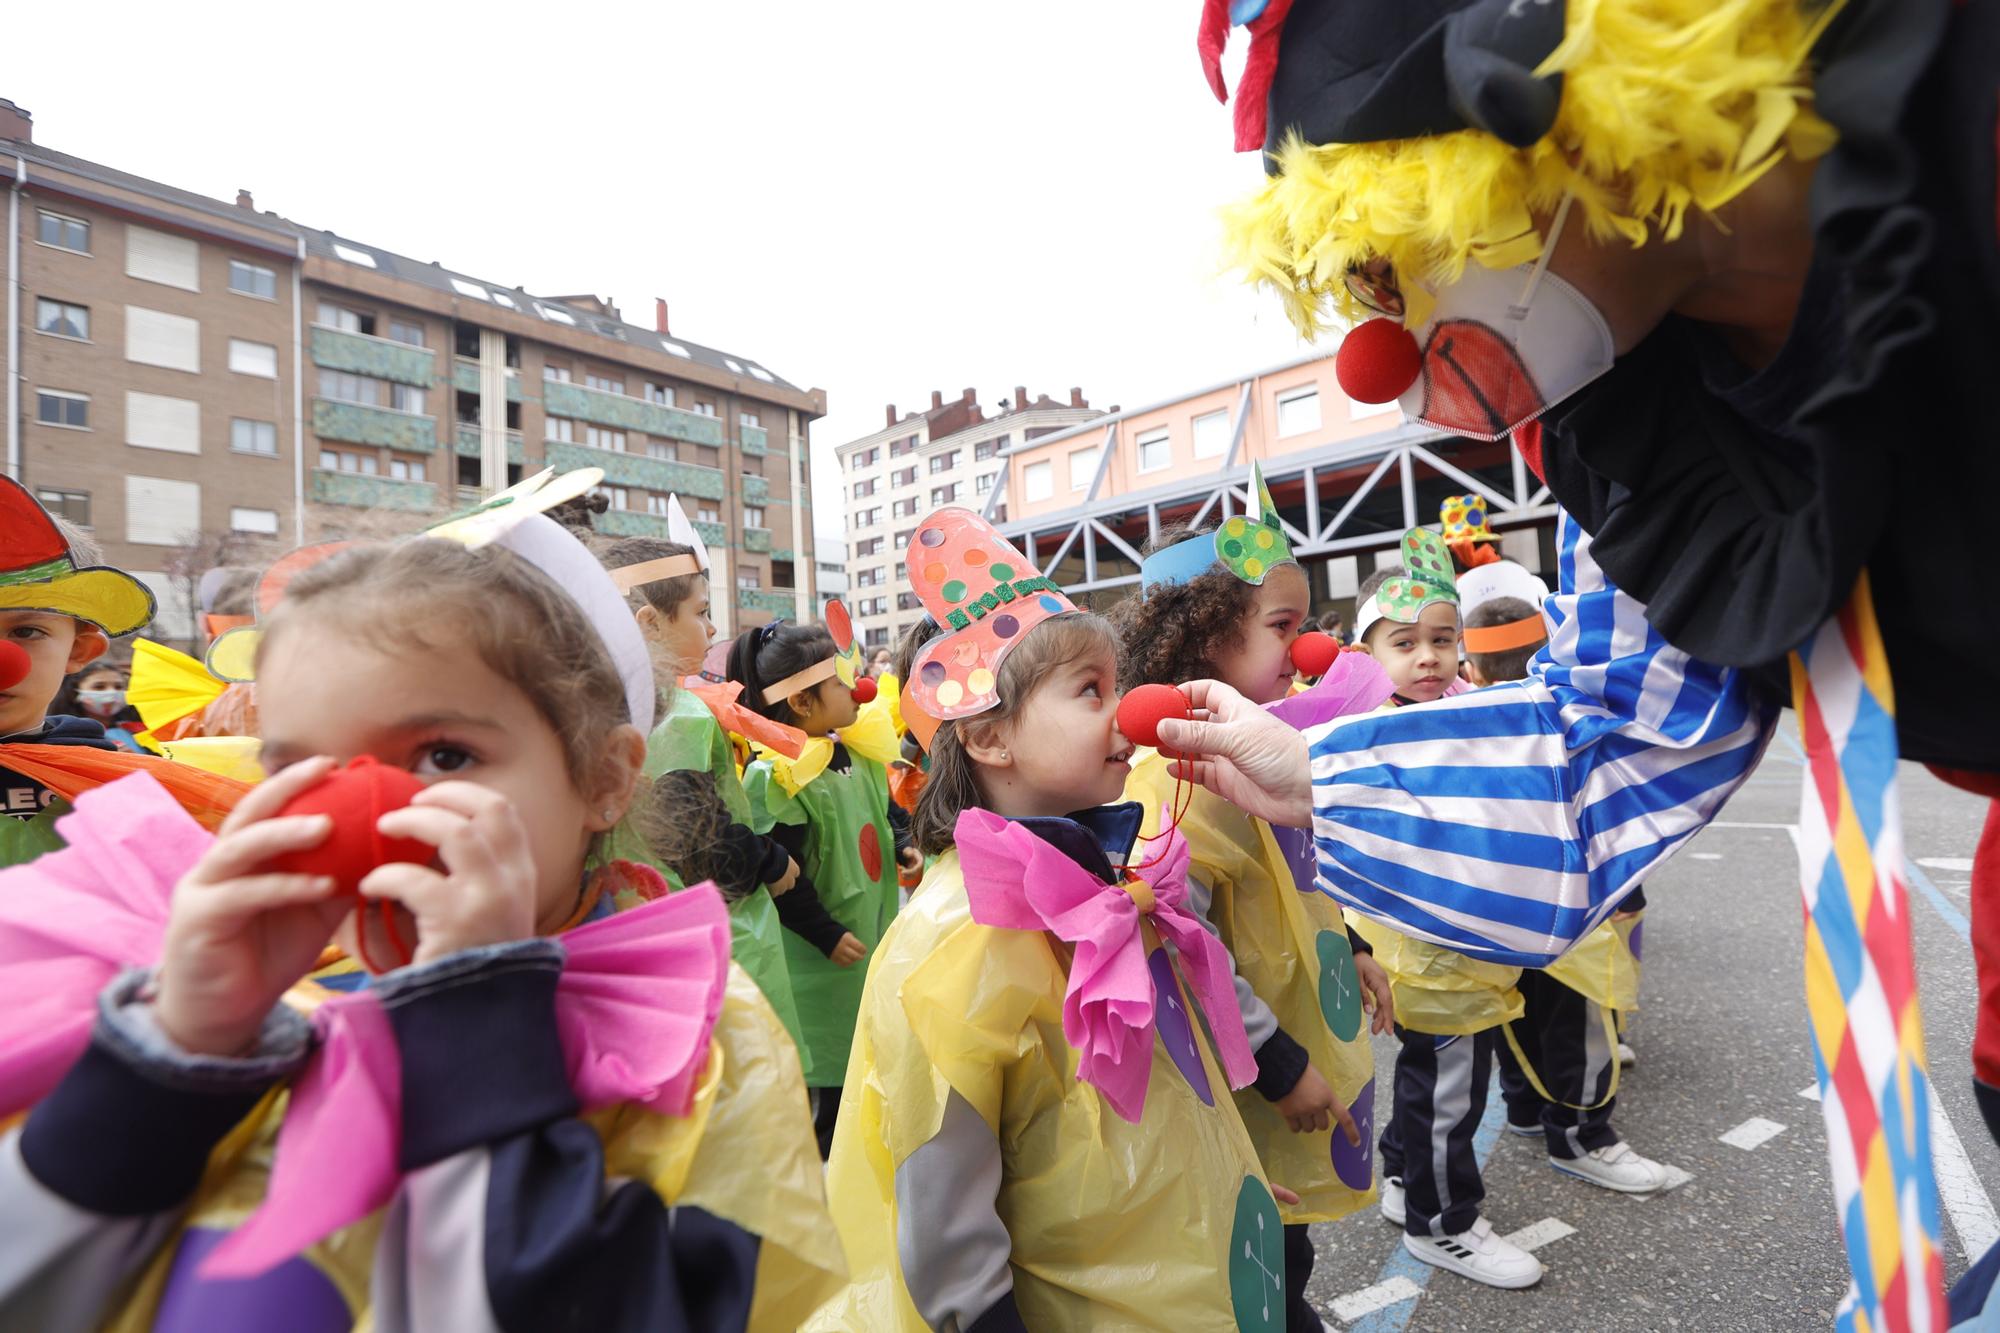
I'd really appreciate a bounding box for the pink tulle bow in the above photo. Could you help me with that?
[1264,651,1396,732]
[952,808,1256,1122]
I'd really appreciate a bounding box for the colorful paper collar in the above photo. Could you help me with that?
[901,508,1076,749]
[1139,463,1295,591]
[0,475,155,636]
[1353,527,1460,642]
[757,600,863,706]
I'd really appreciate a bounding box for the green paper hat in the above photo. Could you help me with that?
[1355,527,1460,640]
[1140,462,1296,590]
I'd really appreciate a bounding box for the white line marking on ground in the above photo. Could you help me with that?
[1930,1094,2000,1259]
[1709,821,1803,831]
[1916,856,1975,873]
[1690,853,1723,860]
[1647,1164,1695,1197]
[1720,1117,1787,1150]
[1330,1276,1422,1322]
[1799,1084,1821,1101]
[1503,1218,1577,1252]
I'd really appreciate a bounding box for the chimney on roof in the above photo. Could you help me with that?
[0,100,31,144]
[962,387,976,404]
[1013,385,1027,411]
[1070,387,1087,408]
[235,189,254,210]
[886,404,898,428]
[655,298,670,335]
[930,390,944,411]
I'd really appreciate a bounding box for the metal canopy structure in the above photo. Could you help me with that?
[994,419,1556,601]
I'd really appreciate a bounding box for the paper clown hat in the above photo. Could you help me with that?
[0,475,155,636]
[204,542,353,682]
[901,507,1077,748]
[1354,527,1460,642]
[1140,463,1295,592]
[610,494,710,594]
[1439,494,1496,547]
[756,599,865,706]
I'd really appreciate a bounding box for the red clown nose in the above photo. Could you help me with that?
[1118,683,1193,758]
[851,675,878,705]
[267,755,433,897]
[0,641,31,692]
[1335,318,1423,405]
[1290,631,1341,678]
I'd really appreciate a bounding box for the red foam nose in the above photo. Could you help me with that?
[851,676,878,705]
[1335,318,1422,405]
[1291,631,1340,677]
[266,755,434,897]
[0,640,30,692]
[1117,682,1192,752]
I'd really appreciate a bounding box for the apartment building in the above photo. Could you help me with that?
[833,385,1100,647]
[2,98,822,644]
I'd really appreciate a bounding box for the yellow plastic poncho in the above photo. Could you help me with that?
[810,850,1288,1332]
[1501,913,1644,1110]
[1126,750,1376,1225]
[1349,914,1524,1036]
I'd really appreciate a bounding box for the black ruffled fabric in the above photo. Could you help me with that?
[1538,0,2000,770]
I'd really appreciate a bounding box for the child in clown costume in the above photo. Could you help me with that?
[727,606,906,1155]
[811,506,1287,1332]
[1107,464,1394,1332]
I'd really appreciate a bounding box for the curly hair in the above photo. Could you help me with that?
[1104,525,1263,692]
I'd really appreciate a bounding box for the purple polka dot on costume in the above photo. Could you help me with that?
[1628,919,1644,962]
[1330,1077,1375,1190]
[1038,594,1064,613]
[1148,948,1213,1106]
[942,579,967,602]
[919,526,946,547]
[920,661,947,685]
[992,613,1020,639]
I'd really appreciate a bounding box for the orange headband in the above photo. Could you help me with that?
[760,656,839,705]
[611,554,703,594]
[1462,616,1548,654]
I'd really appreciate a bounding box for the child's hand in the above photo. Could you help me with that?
[830,932,867,967]
[1355,951,1396,1035]
[769,856,801,897]
[1271,1183,1302,1207]
[896,846,923,874]
[1274,1062,1360,1142]
[155,756,347,1057]
[366,782,540,965]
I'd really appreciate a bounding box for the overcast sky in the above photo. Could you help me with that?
[10,0,1320,540]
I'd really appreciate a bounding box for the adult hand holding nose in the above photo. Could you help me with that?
[1155,679,1313,830]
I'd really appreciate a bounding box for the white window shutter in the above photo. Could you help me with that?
[125,225,201,292]
[124,306,200,372]
[125,475,201,546]
[125,391,201,454]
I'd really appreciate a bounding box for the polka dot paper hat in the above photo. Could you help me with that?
[1139,462,1296,591]
[900,507,1078,748]
[1439,493,1496,547]
[1353,526,1461,643]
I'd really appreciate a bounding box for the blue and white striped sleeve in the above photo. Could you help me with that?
[1305,511,1779,969]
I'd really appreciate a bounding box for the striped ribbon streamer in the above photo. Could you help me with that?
[1792,575,1946,1332]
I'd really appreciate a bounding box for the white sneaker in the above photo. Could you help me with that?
[1617,1041,1636,1067]
[1402,1217,1544,1289]
[1505,1117,1542,1138]
[1549,1140,1668,1193]
[1380,1175,1406,1226]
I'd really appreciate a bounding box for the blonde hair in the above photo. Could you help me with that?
[911,614,1118,856]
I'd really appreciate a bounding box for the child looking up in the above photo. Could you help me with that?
[812,507,1280,1331]
[0,500,840,1331]
[1110,477,1392,1333]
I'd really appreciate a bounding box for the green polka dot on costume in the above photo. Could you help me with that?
[989,563,1013,581]
[942,579,967,602]
[1222,538,1243,558]
[1228,1177,1284,1332]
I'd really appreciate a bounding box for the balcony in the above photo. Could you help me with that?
[310,326,434,389]
[543,441,726,499]
[739,424,768,456]
[742,526,772,554]
[742,474,770,505]
[695,520,729,545]
[453,422,527,463]
[597,509,673,539]
[450,359,525,400]
[311,469,437,512]
[738,588,797,617]
[770,547,796,562]
[312,398,438,452]
[543,380,724,446]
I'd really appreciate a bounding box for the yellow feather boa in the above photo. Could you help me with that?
[1223,0,1844,336]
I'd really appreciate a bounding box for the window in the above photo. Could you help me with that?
[36,298,89,340]
[975,472,995,494]
[892,466,917,487]
[853,478,876,499]
[646,439,678,460]
[929,450,959,474]
[1136,427,1171,473]
[585,426,627,452]
[595,484,631,510]
[644,382,674,406]
[892,496,917,518]
[857,507,881,527]
[230,507,280,535]
[125,476,200,546]
[1192,409,1230,459]
[319,449,379,475]
[740,411,761,428]
[856,447,879,469]
[125,306,199,371]
[545,416,576,443]
[35,391,89,430]
[689,402,716,418]
[745,506,766,528]
[390,384,426,415]
[855,537,884,558]
[229,260,276,299]
[543,364,572,382]
[737,568,762,590]
[1276,386,1321,437]
[889,435,917,458]
[387,318,426,347]
[975,439,1000,461]
[1024,460,1053,502]
[897,591,922,612]
[319,370,382,406]
[695,444,721,468]
[231,418,278,456]
[697,503,721,524]
[228,339,278,378]
[585,373,624,394]
[125,226,199,291]
[36,210,89,253]
[125,391,200,454]
[930,483,961,506]
[36,488,90,527]
[388,457,428,482]
[894,528,915,549]
[741,455,764,477]
[316,302,373,335]
[1069,447,1099,491]
[854,567,881,588]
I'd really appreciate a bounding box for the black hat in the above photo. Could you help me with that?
[1262,0,1568,165]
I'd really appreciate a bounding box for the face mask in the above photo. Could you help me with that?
[78,688,125,712]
